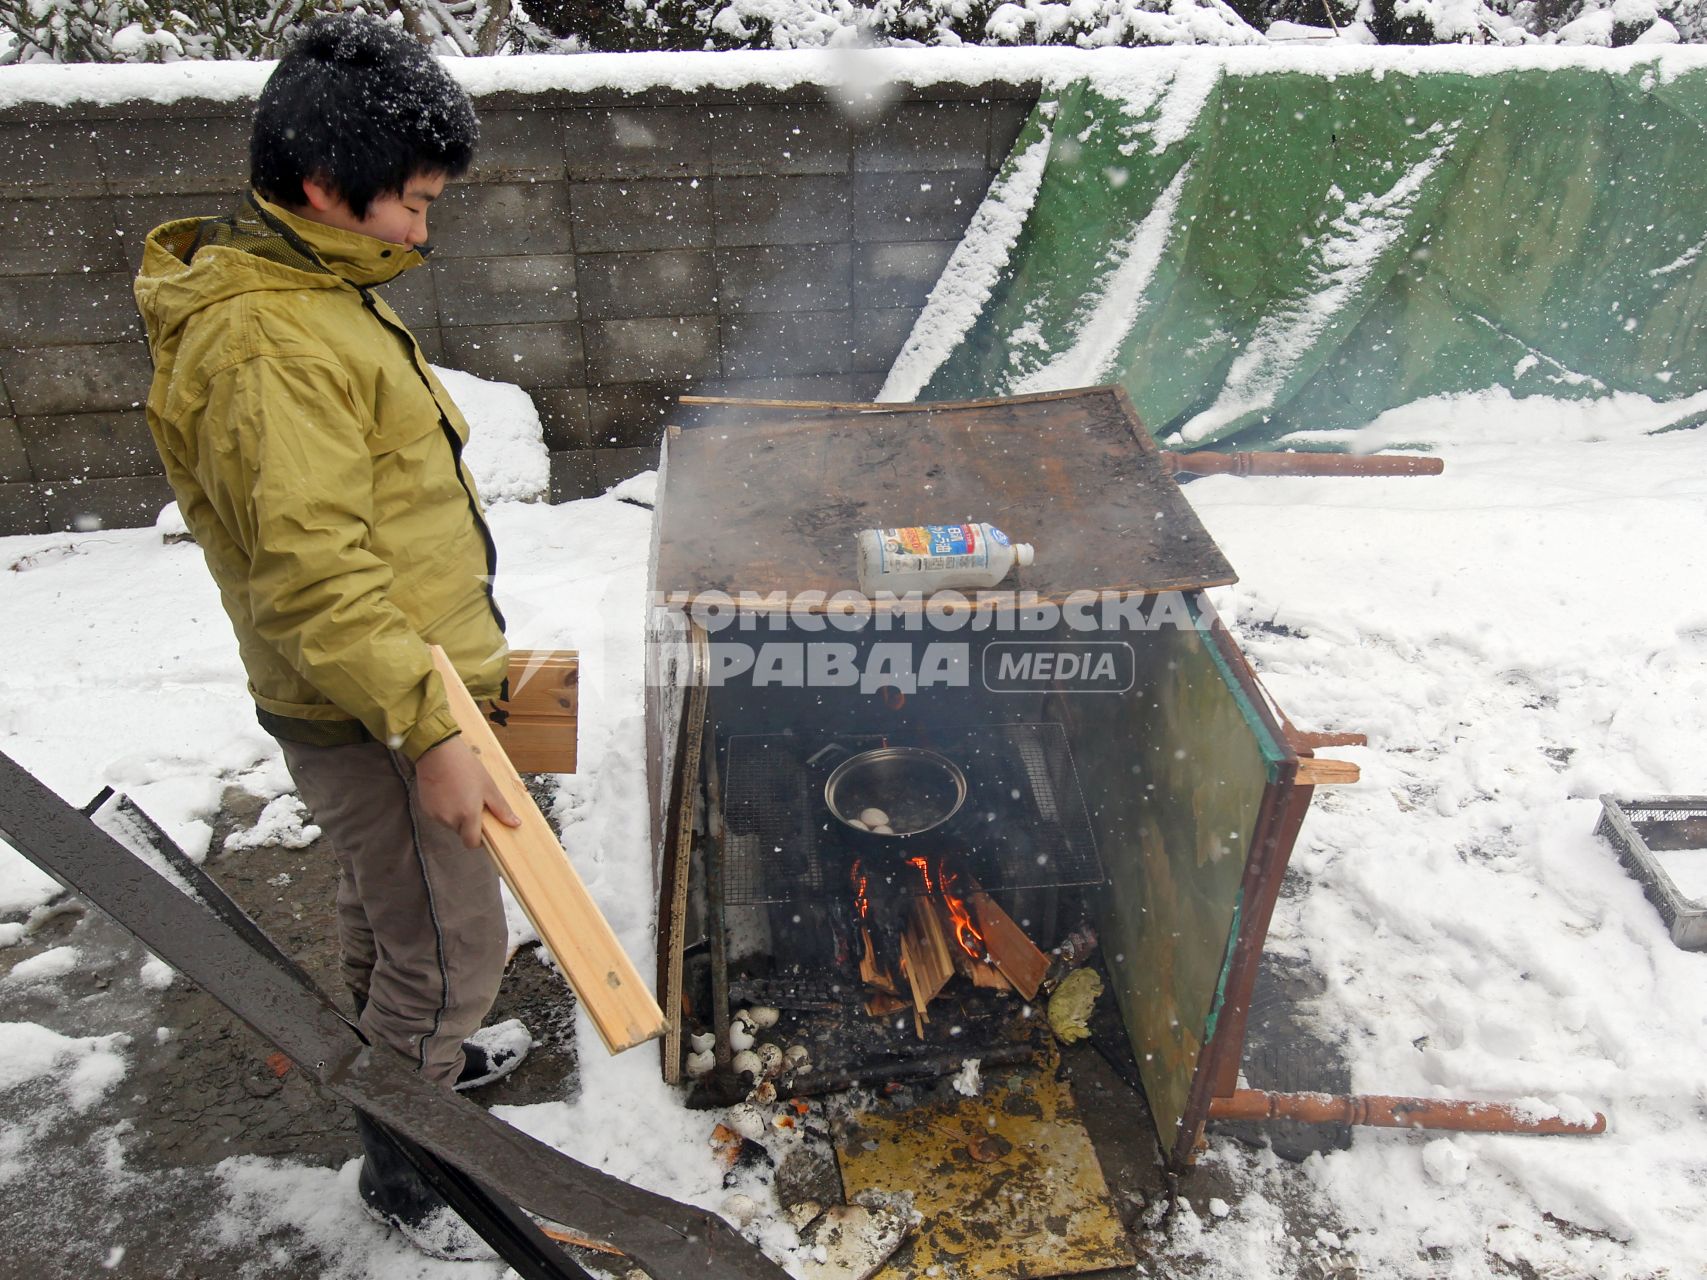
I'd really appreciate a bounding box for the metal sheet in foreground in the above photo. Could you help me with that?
[834,1058,1134,1279]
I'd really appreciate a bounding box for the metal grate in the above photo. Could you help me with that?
[1596,794,1707,951]
[721,723,1102,907]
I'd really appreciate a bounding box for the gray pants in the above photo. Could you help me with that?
[279,738,507,1088]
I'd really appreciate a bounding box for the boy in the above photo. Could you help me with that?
[134,14,525,1259]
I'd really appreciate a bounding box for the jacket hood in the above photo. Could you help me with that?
[134,192,426,355]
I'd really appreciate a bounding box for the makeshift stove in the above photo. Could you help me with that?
[645,388,1330,1169]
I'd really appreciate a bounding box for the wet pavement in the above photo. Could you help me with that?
[0,787,581,1278]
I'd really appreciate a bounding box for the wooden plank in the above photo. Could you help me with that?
[703,716,734,1071]
[1294,757,1359,785]
[968,890,1048,1001]
[1288,730,1368,750]
[657,628,708,1084]
[489,650,578,775]
[676,387,1106,415]
[952,939,1012,991]
[487,720,575,776]
[901,895,955,1015]
[864,992,908,1018]
[430,646,665,1055]
[677,395,886,413]
[859,925,899,995]
[943,894,1013,991]
[1163,451,1443,478]
[500,651,579,719]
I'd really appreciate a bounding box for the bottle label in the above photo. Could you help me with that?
[878,524,987,574]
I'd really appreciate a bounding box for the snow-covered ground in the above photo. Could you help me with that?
[3,378,1706,1276]
[1175,390,1707,1277]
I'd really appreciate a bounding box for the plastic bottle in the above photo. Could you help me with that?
[856,522,1035,595]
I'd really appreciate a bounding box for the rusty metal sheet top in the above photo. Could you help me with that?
[655,389,1235,604]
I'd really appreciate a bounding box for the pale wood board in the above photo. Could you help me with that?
[901,895,954,1017]
[864,992,908,1018]
[431,646,665,1055]
[1294,757,1359,785]
[489,650,578,775]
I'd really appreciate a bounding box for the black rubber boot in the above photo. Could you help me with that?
[355,1113,495,1261]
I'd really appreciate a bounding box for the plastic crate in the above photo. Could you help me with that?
[1596,795,1707,951]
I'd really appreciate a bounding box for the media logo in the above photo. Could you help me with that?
[981,642,1136,694]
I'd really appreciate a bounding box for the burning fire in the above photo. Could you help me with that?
[852,852,991,990]
[908,856,987,963]
[941,884,987,961]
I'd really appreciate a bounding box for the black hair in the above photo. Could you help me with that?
[250,14,478,218]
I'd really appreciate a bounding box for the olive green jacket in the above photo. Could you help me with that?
[134,193,506,760]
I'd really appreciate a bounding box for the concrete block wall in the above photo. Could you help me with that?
[0,81,1037,535]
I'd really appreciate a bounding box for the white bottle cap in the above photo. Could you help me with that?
[1015,543,1035,566]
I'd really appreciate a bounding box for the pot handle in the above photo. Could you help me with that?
[805,743,851,770]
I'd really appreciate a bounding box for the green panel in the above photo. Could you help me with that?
[1061,619,1271,1153]
[1197,619,1289,774]
[910,63,1707,447]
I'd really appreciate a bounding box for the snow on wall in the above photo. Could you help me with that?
[880,129,1054,401]
[5,45,1707,112]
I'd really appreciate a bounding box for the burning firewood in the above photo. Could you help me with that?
[965,878,1049,1001]
[951,939,1012,991]
[900,892,955,1016]
[855,853,1049,1027]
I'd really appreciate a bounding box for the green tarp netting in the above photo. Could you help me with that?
[882,59,1707,448]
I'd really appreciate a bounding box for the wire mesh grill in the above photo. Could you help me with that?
[1596,794,1707,950]
[1613,805,1707,824]
[721,723,1102,907]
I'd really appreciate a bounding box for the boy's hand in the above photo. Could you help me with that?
[416,736,522,849]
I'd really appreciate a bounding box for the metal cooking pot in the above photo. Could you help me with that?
[823,745,968,852]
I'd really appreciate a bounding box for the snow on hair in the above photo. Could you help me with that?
[249,13,478,219]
